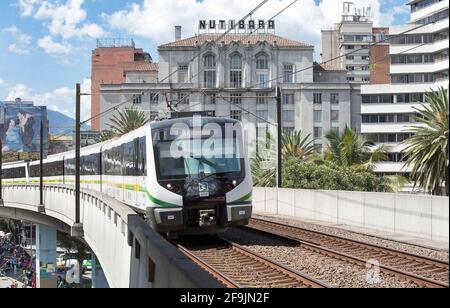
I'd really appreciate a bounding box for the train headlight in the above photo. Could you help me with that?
[166,183,181,194]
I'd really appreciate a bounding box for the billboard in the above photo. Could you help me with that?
[0,104,48,156]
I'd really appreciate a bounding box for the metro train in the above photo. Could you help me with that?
[1,116,253,236]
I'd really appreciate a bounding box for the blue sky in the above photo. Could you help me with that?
[0,0,410,120]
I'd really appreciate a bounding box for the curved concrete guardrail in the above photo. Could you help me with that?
[253,187,449,243]
[0,184,223,288]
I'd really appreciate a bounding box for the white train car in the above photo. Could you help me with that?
[1,117,253,236]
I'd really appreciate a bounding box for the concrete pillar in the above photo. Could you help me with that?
[35,224,57,288]
[91,253,109,288]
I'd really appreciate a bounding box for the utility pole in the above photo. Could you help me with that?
[39,120,44,207]
[75,83,81,224]
[276,87,282,188]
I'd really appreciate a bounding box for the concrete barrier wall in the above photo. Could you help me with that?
[253,187,449,243]
[2,184,134,288]
[2,184,224,288]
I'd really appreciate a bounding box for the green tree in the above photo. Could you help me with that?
[282,159,387,192]
[325,126,389,172]
[402,87,449,196]
[108,107,149,137]
[251,130,315,187]
[95,129,116,143]
[252,132,276,187]
[281,130,315,159]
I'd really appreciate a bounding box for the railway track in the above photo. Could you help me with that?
[246,218,449,288]
[173,236,331,288]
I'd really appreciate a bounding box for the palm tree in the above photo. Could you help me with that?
[281,130,315,160]
[325,127,389,171]
[95,130,116,143]
[402,87,449,196]
[252,132,276,187]
[108,107,149,137]
[251,130,315,187]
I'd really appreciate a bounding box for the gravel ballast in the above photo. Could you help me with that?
[253,214,449,262]
[223,228,429,288]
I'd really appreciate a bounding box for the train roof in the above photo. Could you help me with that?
[150,117,240,130]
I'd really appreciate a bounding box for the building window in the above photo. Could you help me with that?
[150,93,159,105]
[178,64,189,83]
[256,54,269,88]
[177,93,189,105]
[256,93,268,105]
[230,54,242,88]
[256,110,268,123]
[314,127,323,139]
[283,127,295,134]
[347,77,355,81]
[346,55,354,60]
[283,64,294,83]
[283,110,295,123]
[204,54,216,88]
[330,93,339,105]
[331,127,339,135]
[149,111,159,121]
[331,110,339,122]
[230,93,242,105]
[282,94,294,105]
[205,93,216,105]
[133,94,142,105]
[256,54,268,70]
[313,93,322,105]
[314,110,322,123]
[230,110,242,121]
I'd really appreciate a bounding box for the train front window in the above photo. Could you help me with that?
[155,136,243,180]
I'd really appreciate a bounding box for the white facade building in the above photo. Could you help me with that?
[100,30,362,156]
[361,0,449,174]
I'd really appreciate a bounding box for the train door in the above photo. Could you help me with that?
[137,136,147,209]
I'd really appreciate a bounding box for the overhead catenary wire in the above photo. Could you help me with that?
[79,0,271,126]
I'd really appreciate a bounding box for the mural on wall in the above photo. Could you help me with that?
[1,105,47,154]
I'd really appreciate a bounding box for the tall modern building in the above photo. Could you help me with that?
[321,2,376,84]
[361,0,449,175]
[99,25,362,156]
[321,2,389,132]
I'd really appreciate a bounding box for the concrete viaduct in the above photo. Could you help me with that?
[0,184,222,288]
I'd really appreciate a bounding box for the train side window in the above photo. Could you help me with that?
[138,137,147,176]
[122,142,135,176]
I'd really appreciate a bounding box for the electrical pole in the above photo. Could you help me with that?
[276,87,282,188]
[39,120,44,206]
[75,83,81,224]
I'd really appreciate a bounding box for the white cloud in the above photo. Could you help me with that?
[5,79,92,122]
[17,0,40,16]
[0,79,5,86]
[3,25,32,55]
[105,0,408,55]
[33,0,105,40]
[6,84,30,100]
[38,36,72,55]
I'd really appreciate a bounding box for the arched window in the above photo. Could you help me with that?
[204,54,216,88]
[256,54,268,70]
[230,54,242,88]
[256,54,269,88]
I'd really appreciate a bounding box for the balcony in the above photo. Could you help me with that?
[411,0,449,23]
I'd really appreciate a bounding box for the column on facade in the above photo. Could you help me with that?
[35,224,57,288]
[91,253,109,288]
